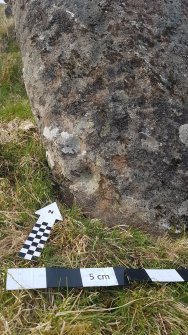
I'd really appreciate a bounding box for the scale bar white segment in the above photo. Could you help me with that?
[80,267,118,287]
[145,269,184,282]
[6,268,47,290]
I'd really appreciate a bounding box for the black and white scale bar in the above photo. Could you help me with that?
[6,267,188,290]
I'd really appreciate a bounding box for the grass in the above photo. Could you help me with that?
[0,4,188,334]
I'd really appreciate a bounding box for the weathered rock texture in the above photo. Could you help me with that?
[10,0,188,232]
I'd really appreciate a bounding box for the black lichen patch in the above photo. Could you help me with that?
[47,10,74,35]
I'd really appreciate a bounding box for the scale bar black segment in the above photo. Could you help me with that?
[46,268,83,288]
[176,269,188,282]
[114,267,129,286]
[125,269,151,282]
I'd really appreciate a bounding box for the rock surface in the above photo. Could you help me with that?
[10,0,188,232]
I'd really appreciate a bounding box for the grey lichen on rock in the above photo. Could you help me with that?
[11,0,188,233]
[179,124,188,147]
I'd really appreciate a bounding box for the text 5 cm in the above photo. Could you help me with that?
[89,273,110,280]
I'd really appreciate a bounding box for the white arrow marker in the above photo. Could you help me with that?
[18,202,63,261]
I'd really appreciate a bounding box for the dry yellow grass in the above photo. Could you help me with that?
[0,5,14,43]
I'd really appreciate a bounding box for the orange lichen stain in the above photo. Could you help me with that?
[112,155,128,172]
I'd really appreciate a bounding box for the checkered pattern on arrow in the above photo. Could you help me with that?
[18,221,52,261]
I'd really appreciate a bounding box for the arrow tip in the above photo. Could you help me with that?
[35,202,63,221]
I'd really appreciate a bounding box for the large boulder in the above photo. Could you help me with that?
[11,0,188,232]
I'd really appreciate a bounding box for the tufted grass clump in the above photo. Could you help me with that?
[0,5,188,335]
